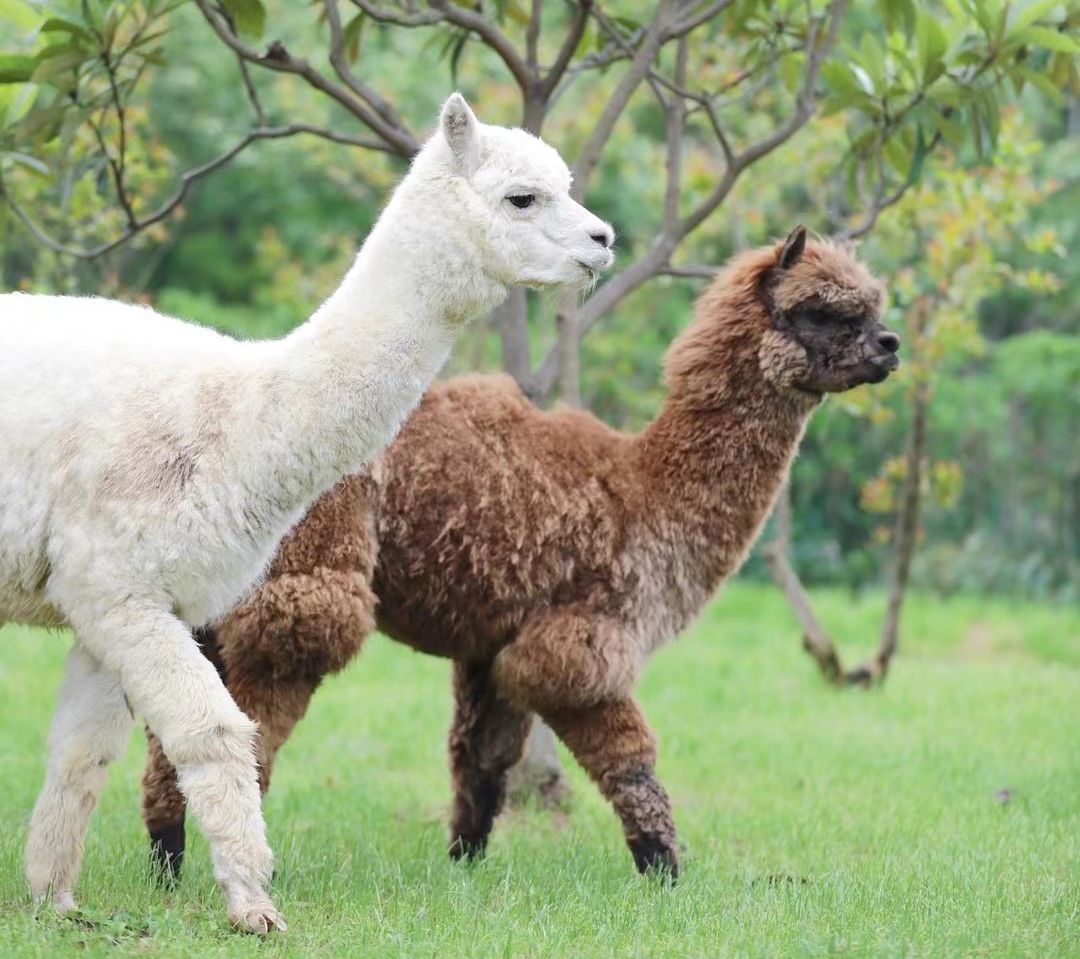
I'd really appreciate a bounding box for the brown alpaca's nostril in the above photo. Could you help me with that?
[590,227,613,248]
[878,330,901,353]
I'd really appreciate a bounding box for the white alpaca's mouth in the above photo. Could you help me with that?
[576,260,597,281]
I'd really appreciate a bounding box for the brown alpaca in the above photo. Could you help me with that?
[142,228,899,879]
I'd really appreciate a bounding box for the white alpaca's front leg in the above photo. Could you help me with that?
[68,602,285,934]
[26,645,134,914]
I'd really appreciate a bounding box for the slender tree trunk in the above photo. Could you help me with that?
[850,384,927,683]
[507,719,571,807]
[555,291,582,408]
[766,360,930,686]
[497,287,535,396]
[762,483,844,683]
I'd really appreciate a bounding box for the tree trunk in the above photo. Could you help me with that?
[506,719,571,808]
[496,287,535,397]
[555,291,582,408]
[850,384,927,683]
[762,482,844,684]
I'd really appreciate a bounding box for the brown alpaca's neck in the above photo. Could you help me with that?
[635,334,816,602]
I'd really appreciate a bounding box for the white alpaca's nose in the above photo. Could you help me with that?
[590,223,615,249]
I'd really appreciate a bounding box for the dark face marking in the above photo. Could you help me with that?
[774,303,900,394]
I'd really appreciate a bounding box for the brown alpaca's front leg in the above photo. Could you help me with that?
[448,660,533,861]
[542,699,679,879]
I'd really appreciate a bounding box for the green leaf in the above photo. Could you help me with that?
[40,18,93,42]
[1015,64,1064,103]
[915,10,948,84]
[905,122,927,186]
[880,0,917,37]
[2,150,50,177]
[31,49,84,90]
[858,32,886,91]
[883,134,912,177]
[821,59,864,99]
[929,109,965,145]
[0,53,35,83]
[222,0,266,39]
[344,12,365,63]
[1009,0,1066,34]
[1012,25,1080,54]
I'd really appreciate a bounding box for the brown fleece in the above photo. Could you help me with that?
[141,232,895,879]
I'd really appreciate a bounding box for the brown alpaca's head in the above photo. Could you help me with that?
[757,226,899,396]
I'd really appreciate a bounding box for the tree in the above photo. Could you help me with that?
[765,112,1063,685]
[4,0,1076,386]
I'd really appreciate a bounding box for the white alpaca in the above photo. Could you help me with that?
[0,93,613,933]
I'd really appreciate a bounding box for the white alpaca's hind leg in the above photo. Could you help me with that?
[26,645,134,913]
[70,602,284,934]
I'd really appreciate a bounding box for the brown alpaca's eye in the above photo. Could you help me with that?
[508,194,535,209]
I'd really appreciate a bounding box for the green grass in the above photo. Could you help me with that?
[1,582,1077,958]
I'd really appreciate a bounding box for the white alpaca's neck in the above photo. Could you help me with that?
[242,176,506,518]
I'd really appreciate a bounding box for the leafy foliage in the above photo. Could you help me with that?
[0,0,1076,600]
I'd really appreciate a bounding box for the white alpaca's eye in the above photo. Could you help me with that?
[507,194,535,209]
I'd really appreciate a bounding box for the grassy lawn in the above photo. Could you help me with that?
[0,581,1077,958]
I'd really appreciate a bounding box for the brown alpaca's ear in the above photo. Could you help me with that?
[778,226,807,269]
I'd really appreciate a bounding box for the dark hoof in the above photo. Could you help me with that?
[629,835,679,883]
[448,835,487,863]
[149,824,185,885]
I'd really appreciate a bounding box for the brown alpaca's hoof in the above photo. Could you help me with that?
[629,836,679,883]
[149,824,185,885]
[448,835,488,863]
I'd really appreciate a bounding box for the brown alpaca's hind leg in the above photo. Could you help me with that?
[542,698,679,879]
[143,625,226,881]
[143,728,188,882]
[448,660,533,861]
[143,626,327,881]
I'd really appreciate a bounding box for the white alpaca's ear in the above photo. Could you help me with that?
[440,92,480,177]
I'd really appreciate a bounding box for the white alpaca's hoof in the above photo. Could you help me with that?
[230,902,287,935]
[53,890,78,915]
[32,889,77,915]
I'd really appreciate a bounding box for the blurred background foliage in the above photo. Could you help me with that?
[0,0,1077,605]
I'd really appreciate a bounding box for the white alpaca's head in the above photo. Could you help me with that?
[407,94,615,292]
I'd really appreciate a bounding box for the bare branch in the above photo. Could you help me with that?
[526,0,542,72]
[534,0,851,392]
[347,0,441,26]
[237,53,267,125]
[837,180,910,240]
[541,0,593,98]
[672,0,848,244]
[429,0,531,91]
[193,0,418,156]
[2,123,391,260]
[657,264,718,278]
[323,0,415,140]
[570,1,674,201]
[667,0,735,36]
[663,36,688,230]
